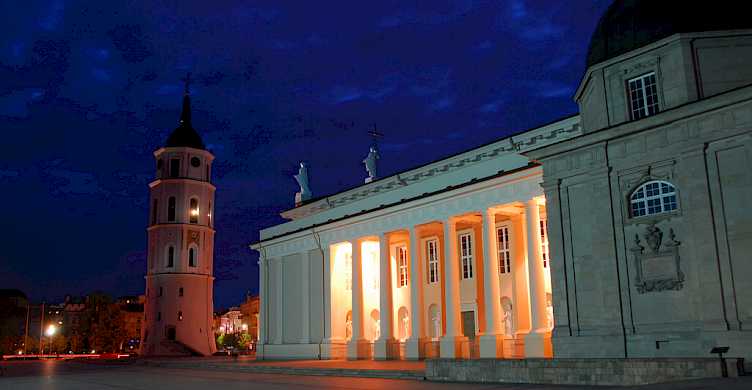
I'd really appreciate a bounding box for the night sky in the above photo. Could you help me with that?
[0,1,611,309]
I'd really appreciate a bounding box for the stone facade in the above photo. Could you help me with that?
[526,30,752,360]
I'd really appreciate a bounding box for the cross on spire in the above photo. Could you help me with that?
[368,123,383,147]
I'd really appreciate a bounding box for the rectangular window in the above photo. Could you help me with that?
[167,247,174,268]
[397,246,408,287]
[152,199,158,225]
[628,72,659,120]
[344,253,352,291]
[189,198,199,224]
[540,219,550,268]
[427,239,439,284]
[170,159,180,177]
[496,225,511,274]
[168,197,176,222]
[459,233,473,279]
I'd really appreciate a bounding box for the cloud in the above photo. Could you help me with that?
[40,161,109,198]
[429,96,454,111]
[479,97,506,113]
[107,24,153,63]
[0,88,45,117]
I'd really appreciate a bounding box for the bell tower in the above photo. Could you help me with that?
[141,76,217,356]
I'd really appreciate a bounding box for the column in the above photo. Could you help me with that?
[440,217,468,358]
[347,240,368,359]
[274,258,283,344]
[300,250,310,344]
[257,258,267,359]
[374,233,395,359]
[524,198,551,357]
[321,245,338,359]
[480,208,504,357]
[405,227,425,359]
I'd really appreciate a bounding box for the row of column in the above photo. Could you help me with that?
[346,198,549,359]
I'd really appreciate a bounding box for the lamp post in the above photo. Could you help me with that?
[45,324,57,355]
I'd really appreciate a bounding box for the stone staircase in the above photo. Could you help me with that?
[157,340,201,357]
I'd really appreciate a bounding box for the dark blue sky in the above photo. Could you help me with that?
[0,0,611,309]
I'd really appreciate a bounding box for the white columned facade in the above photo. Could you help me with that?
[524,198,551,357]
[257,258,267,358]
[374,233,395,359]
[300,251,310,344]
[405,227,425,359]
[274,258,283,344]
[347,240,368,359]
[440,217,469,358]
[480,208,504,357]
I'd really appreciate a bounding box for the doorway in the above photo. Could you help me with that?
[166,326,176,341]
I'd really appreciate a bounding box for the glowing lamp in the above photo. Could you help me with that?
[45,324,57,337]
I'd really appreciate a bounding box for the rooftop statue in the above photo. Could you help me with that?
[294,162,312,206]
[363,145,380,183]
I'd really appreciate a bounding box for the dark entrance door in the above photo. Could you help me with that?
[166,326,176,341]
[461,310,477,358]
[461,311,475,339]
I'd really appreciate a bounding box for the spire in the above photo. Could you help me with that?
[164,72,206,150]
[179,72,192,126]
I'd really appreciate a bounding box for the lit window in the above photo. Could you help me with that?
[628,72,659,120]
[496,226,511,274]
[540,219,549,268]
[168,197,176,222]
[427,239,439,284]
[170,159,180,177]
[208,201,212,227]
[397,246,408,287]
[630,180,678,217]
[189,198,199,224]
[459,233,473,279]
[344,252,352,291]
[167,246,175,268]
[189,247,197,267]
[178,311,183,321]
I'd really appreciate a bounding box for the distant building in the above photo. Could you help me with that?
[239,294,260,341]
[117,295,144,352]
[217,307,243,335]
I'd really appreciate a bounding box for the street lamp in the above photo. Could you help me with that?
[45,324,57,355]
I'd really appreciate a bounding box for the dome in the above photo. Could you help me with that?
[586,0,752,67]
[165,93,206,150]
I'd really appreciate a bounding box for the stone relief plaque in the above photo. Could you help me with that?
[630,223,684,293]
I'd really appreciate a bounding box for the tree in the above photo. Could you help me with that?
[82,293,125,353]
[237,333,253,350]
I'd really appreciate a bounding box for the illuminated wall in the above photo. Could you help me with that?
[330,242,352,341]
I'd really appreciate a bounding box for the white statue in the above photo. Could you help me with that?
[373,319,381,341]
[363,146,380,183]
[345,317,353,341]
[294,162,312,205]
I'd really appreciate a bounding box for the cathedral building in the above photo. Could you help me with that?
[141,82,217,356]
[252,0,752,361]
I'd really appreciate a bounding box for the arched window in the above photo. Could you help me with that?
[167,246,175,268]
[208,201,212,227]
[189,198,199,224]
[630,180,678,217]
[168,197,176,222]
[179,287,184,297]
[178,311,183,321]
[189,247,197,267]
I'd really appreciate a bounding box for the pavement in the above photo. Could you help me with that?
[1,359,752,389]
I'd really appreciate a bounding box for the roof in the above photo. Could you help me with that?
[165,92,206,150]
[586,0,752,67]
